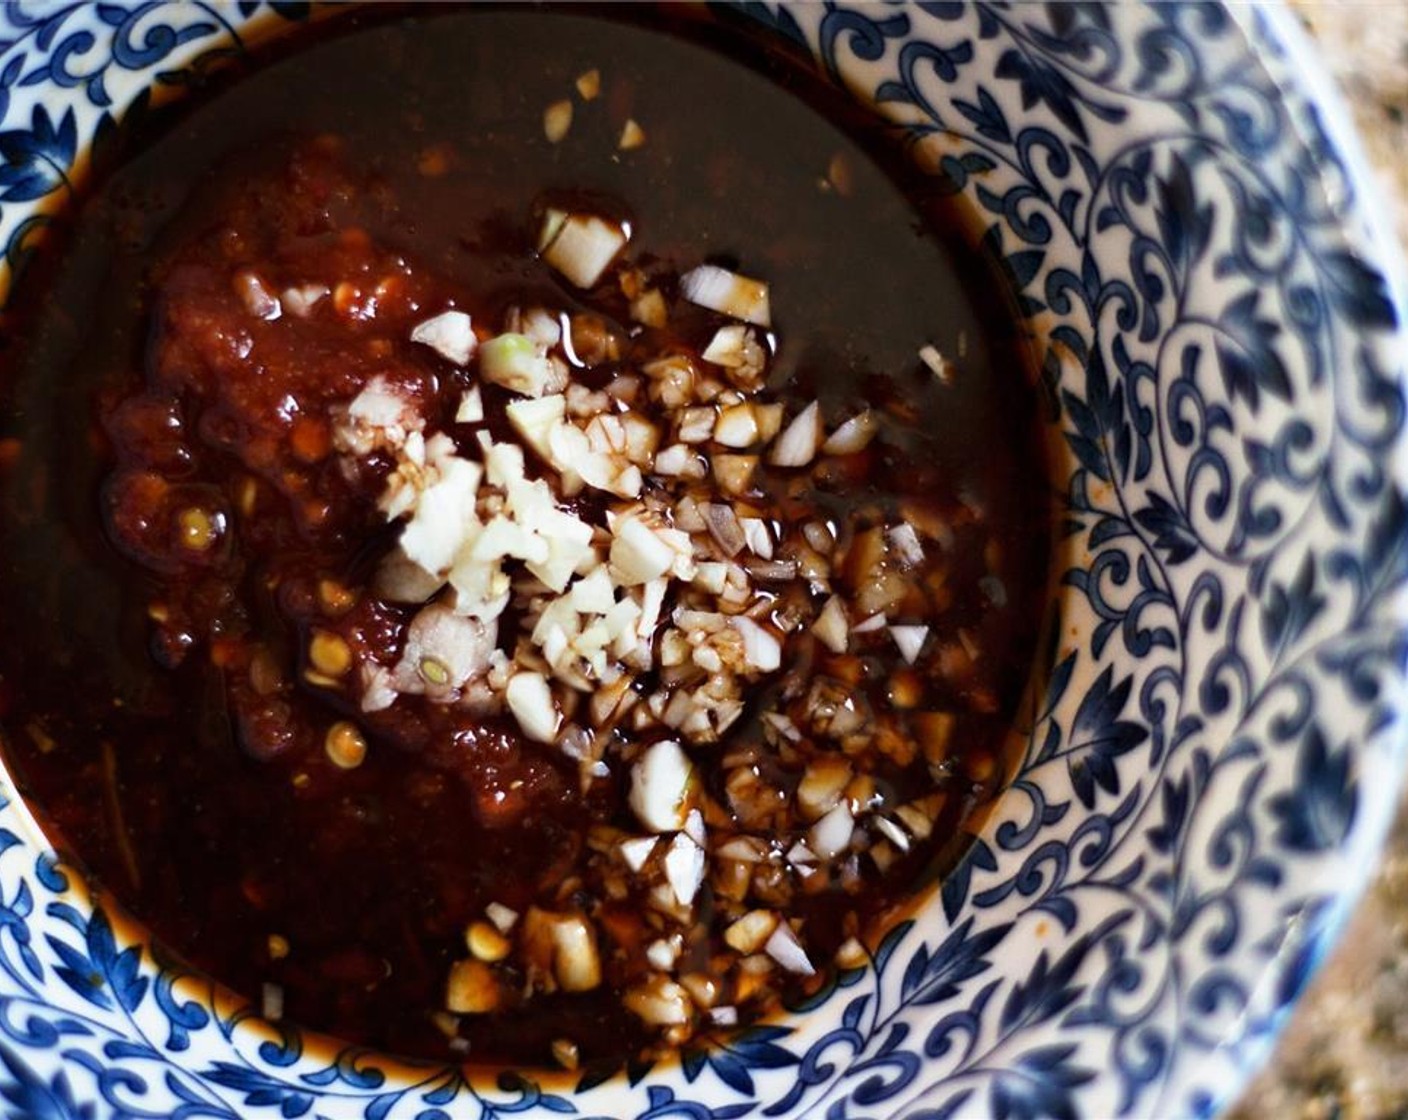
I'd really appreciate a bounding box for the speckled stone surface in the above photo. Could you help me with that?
[1229,5,1408,1119]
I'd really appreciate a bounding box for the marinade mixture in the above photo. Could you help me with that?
[0,6,1049,1072]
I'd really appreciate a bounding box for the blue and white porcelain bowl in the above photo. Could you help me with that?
[1,3,1406,1118]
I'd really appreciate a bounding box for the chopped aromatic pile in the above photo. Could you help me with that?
[235,183,1023,1043]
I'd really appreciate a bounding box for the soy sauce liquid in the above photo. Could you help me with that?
[0,5,1049,1070]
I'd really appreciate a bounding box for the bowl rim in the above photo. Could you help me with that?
[0,3,1405,1119]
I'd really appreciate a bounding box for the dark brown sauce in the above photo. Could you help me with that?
[0,4,1049,1073]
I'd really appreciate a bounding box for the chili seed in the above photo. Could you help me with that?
[177,507,219,551]
[419,656,450,686]
[309,631,352,677]
[318,578,356,615]
[324,722,367,770]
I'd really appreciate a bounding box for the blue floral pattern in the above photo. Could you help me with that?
[1,2,1406,1118]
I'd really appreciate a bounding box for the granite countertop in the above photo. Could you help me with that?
[1230,4,1408,1118]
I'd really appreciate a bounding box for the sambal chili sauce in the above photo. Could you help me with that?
[0,6,1050,1071]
